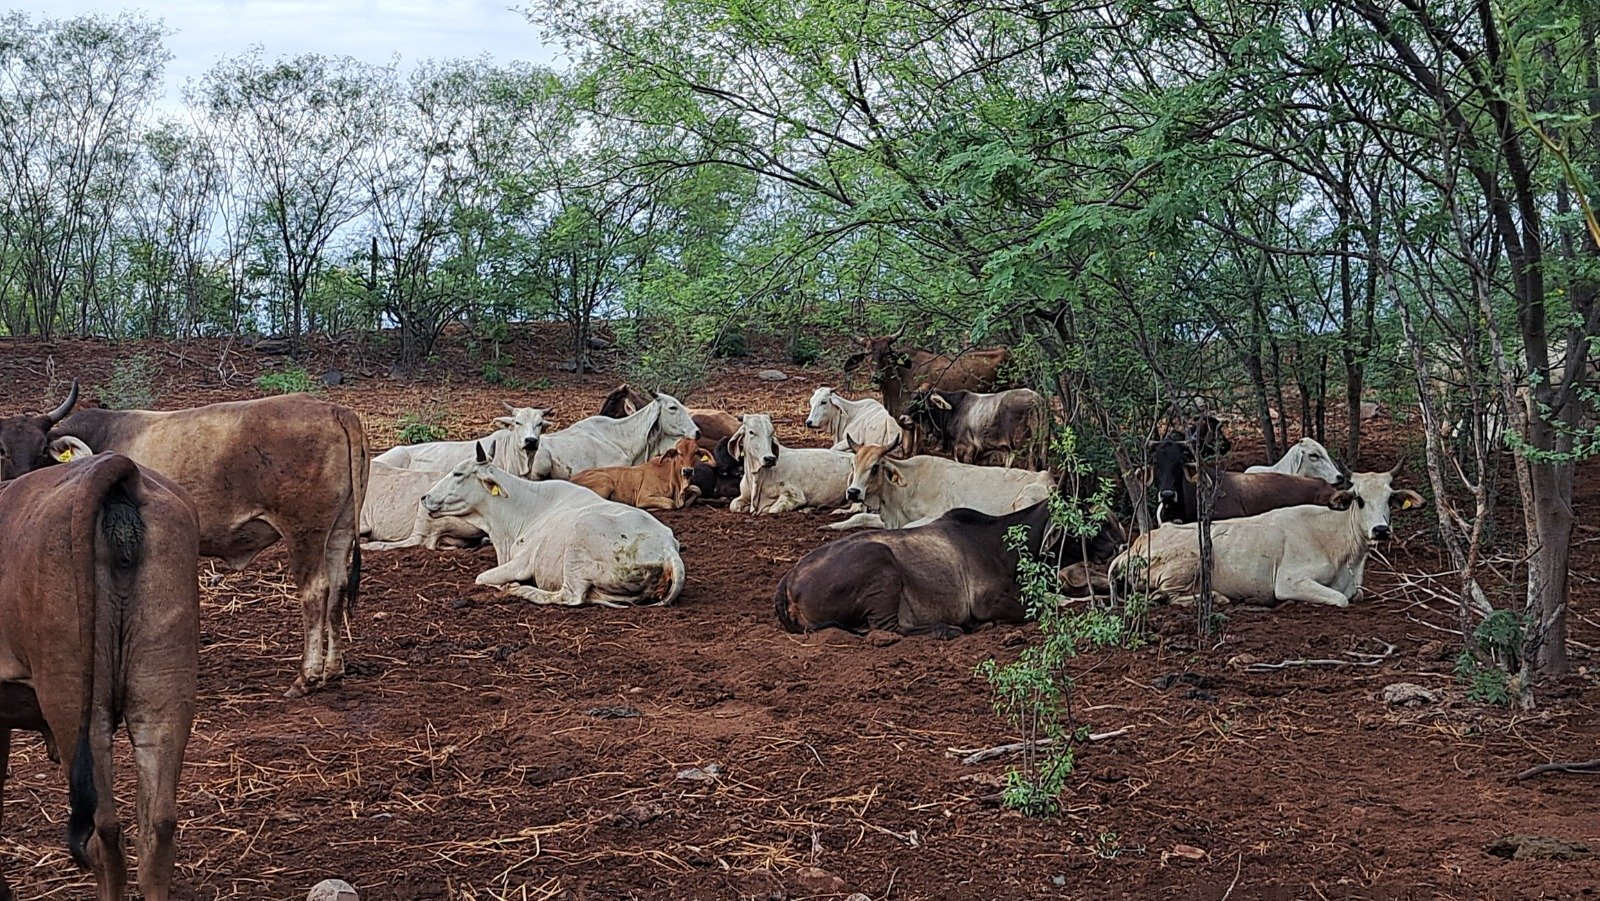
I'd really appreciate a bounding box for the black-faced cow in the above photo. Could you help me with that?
[899,386,1047,469]
[688,435,744,502]
[1144,437,1340,525]
[0,383,368,697]
[775,498,1122,636]
[843,327,1012,417]
[1,453,200,900]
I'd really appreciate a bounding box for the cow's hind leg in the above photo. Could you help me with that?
[126,709,189,901]
[282,534,334,698]
[501,582,568,605]
[86,714,127,901]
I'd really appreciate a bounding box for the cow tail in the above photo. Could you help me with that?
[773,573,804,633]
[68,456,143,868]
[337,406,370,616]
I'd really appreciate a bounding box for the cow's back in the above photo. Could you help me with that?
[59,395,368,560]
[1215,472,1337,519]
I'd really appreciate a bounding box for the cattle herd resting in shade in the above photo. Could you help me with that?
[0,328,1430,897]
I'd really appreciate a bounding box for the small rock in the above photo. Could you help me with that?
[321,369,344,387]
[586,706,643,719]
[845,894,872,901]
[1486,834,1595,861]
[307,879,359,901]
[449,598,474,610]
[1225,653,1260,669]
[866,630,901,647]
[608,800,666,827]
[1170,844,1207,861]
[675,763,724,783]
[1050,875,1067,886]
[1152,672,1213,691]
[1381,682,1438,707]
[548,360,580,372]
[1360,401,1380,420]
[757,369,789,381]
[794,867,846,894]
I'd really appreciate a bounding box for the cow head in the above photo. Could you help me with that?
[843,324,910,379]
[0,382,80,480]
[902,386,956,440]
[421,441,507,519]
[1184,413,1232,461]
[690,435,744,499]
[599,383,653,418]
[493,404,547,456]
[1143,437,1192,511]
[1284,437,1349,487]
[651,392,700,441]
[804,387,838,430]
[728,414,780,469]
[661,436,710,476]
[1325,469,1425,541]
[844,435,903,504]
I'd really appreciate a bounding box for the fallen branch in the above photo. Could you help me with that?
[949,726,1134,765]
[1245,640,1396,673]
[1513,758,1600,781]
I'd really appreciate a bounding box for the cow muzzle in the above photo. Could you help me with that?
[1159,489,1178,503]
[1370,524,1391,541]
[846,487,863,502]
[761,455,777,468]
[523,438,539,452]
[804,417,820,429]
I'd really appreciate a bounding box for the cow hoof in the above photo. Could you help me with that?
[283,678,310,699]
[928,624,962,640]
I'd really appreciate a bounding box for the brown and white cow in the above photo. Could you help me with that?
[571,437,708,510]
[900,386,1047,469]
[0,383,368,697]
[1,453,199,900]
[775,498,1122,636]
[1112,470,1425,608]
[843,327,1012,417]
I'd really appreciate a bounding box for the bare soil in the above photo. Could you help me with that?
[1,328,1597,901]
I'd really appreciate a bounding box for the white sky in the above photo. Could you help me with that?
[7,1,564,107]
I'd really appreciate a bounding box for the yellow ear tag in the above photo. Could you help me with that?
[54,448,74,462]
[1401,498,1414,509]
[488,484,503,496]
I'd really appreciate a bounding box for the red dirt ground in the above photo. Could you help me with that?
[1,328,1597,901]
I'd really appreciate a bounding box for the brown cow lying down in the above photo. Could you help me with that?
[774,498,1123,637]
[571,437,708,510]
[0,454,200,900]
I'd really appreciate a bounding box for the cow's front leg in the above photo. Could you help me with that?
[475,560,532,587]
[500,582,567,605]
[1275,576,1351,608]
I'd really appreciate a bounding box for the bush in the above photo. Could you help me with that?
[482,358,512,385]
[620,324,710,399]
[396,407,450,445]
[790,335,822,367]
[255,365,318,395]
[710,329,748,358]
[94,353,160,410]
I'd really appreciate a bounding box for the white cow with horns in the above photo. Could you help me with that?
[530,393,699,480]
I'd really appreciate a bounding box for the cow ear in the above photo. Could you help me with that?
[1328,490,1354,511]
[885,461,905,486]
[695,449,713,465]
[1392,489,1425,511]
[1182,462,1199,482]
[661,447,681,460]
[475,441,489,463]
[929,393,952,410]
[49,436,92,462]
[1137,463,1154,484]
[483,476,504,497]
[844,352,867,372]
[493,416,515,428]
[727,431,744,461]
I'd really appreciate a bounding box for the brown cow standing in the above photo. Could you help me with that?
[571,437,708,510]
[843,327,1012,418]
[0,384,368,697]
[0,454,200,901]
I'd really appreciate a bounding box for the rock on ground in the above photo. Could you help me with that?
[307,879,359,901]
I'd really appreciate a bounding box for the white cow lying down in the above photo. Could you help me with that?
[375,404,547,476]
[1110,470,1423,607]
[532,393,699,480]
[361,461,485,551]
[825,436,1056,530]
[728,413,854,514]
[422,446,685,607]
[1245,436,1346,485]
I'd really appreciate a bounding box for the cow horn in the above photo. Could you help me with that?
[1389,458,1405,477]
[889,322,906,341]
[885,433,902,453]
[46,381,79,425]
[475,441,489,464]
[503,401,516,414]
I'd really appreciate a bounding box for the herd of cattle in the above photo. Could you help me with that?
[0,330,1426,898]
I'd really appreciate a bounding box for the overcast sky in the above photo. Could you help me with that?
[9,1,564,106]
